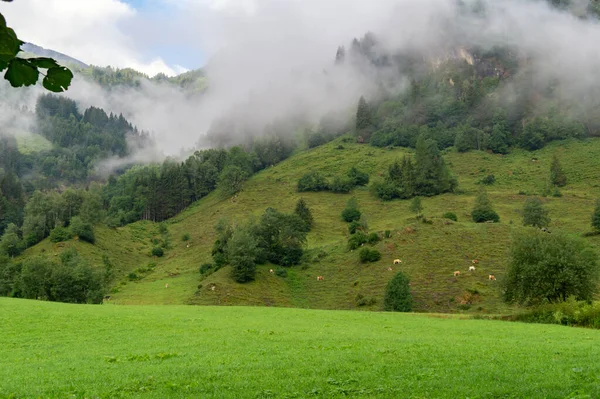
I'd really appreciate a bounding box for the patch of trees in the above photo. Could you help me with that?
[504,231,599,304]
[298,167,369,194]
[0,248,106,304]
[372,136,457,201]
[471,189,500,223]
[211,200,312,283]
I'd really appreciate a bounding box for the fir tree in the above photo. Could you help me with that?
[522,197,550,228]
[550,154,567,187]
[294,198,313,231]
[356,96,373,132]
[471,189,499,223]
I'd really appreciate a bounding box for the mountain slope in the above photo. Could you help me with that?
[22,136,600,313]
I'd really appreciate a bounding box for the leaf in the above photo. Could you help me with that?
[4,58,38,87]
[0,26,22,61]
[0,13,6,28]
[43,66,73,92]
[28,57,60,69]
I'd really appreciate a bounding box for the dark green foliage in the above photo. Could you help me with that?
[227,228,258,283]
[356,96,374,134]
[347,167,369,186]
[341,208,361,223]
[359,248,381,263]
[592,200,600,232]
[348,221,362,234]
[218,165,249,197]
[522,197,551,228]
[182,233,191,242]
[0,255,20,297]
[355,293,377,307]
[367,232,380,244]
[297,172,329,192]
[151,247,164,257]
[375,138,457,201]
[409,196,423,217]
[384,272,413,312]
[211,219,233,268]
[329,176,355,194]
[550,154,567,187]
[504,231,600,304]
[384,230,391,238]
[479,175,496,185]
[49,226,73,243]
[471,189,499,223]
[275,268,288,278]
[0,223,22,257]
[294,198,313,231]
[70,216,95,244]
[348,232,368,250]
[252,208,307,267]
[512,298,600,329]
[443,212,458,221]
[199,263,214,275]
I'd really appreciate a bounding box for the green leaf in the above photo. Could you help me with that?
[43,66,73,92]
[0,59,7,72]
[28,57,60,69]
[0,26,22,61]
[0,13,6,28]
[4,58,38,87]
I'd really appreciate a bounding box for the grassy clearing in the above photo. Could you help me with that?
[1,298,599,398]
[23,137,600,312]
[13,132,53,154]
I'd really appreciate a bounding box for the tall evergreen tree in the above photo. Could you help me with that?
[294,198,313,231]
[471,189,500,223]
[550,154,567,187]
[356,96,373,132]
[227,227,258,283]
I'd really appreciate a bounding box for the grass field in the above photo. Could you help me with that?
[13,132,53,154]
[1,298,599,398]
[21,137,600,312]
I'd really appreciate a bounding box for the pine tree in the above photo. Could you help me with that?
[294,198,313,231]
[356,96,373,132]
[471,189,500,223]
[550,154,567,187]
[384,272,412,312]
[522,197,550,228]
[409,197,423,218]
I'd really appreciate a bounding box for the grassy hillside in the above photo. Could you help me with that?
[24,137,600,312]
[1,298,599,398]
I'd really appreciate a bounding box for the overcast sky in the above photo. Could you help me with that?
[0,0,219,76]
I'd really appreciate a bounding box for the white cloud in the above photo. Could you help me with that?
[1,0,184,76]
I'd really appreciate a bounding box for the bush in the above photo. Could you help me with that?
[342,208,361,223]
[151,247,164,257]
[355,293,377,307]
[182,233,191,242]
[329,176,354,194]
[49,227,73,243]
[384,272,412,312]
[359,248,381,263]
[479,174,496,185]
[442,212,457,221]
[297,172,328,192]
[347,167,369,186]
[384,230,391,238]
[472,208,500,223]
[367,232,380,244]
[70,216,95,244]
[522,197,550,228]
[348,221,362,234]
[512,298,600,329]
[199,263,213,275]
[275,268,288,278]
[348,232,368,250]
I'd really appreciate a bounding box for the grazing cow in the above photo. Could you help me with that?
[103,295,111,301]
[165,283,169,288]
[454,271,461,277]
[469,266,476,272]
[317,276,324,281]
[472,259,479,264]
[269,269,274,274]
[489,275,496,281]
[186,244,190,248]
[388,267,393,271]
[393,259,402,264]
[211,286,216,291]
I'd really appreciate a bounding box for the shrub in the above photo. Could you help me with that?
[443,212,457,222]
[347,167,369,186]
[49,227,73,243]
[151,247,164,257]
[384,272,412,312]
[384,230,391,238]
[359,248,381,263]
[342,208,361,223]
[294,199,314,231]
[471,190,499,223]
[348,232,368,250]
[70,216,95,244]
[297,172,328,192]
[329,176,354,193]
[355,293,377,307]
[367,232,380,244]
[182,233,191,242]
[512,298,600,329]
[199,263,213,275]
[348,221,362,234]
[128,272,139,281]
[479,174,496,185]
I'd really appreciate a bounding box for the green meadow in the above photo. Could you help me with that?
[1,297,599,398]
[22,137,600,312]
